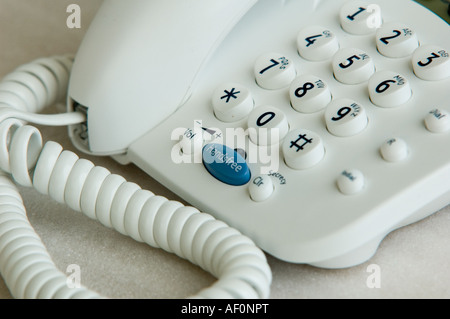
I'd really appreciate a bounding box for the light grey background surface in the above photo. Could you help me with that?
[0,0,449,299]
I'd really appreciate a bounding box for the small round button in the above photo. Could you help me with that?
[212,83,254,122]
[249,175,274,202]
[337,169,365,195]
[333,48,375,85]
[297,26,339,61]
[247,106,289,146]
[425,109,450,133]
[282,129,325,170]
[254,53,296,90]
[380,138,408,162]
[289,75,332,113]
[325,98,368,137]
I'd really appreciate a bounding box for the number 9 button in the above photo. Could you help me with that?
[325,98,368,137]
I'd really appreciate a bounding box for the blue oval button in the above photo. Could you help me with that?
[202,143,251,186]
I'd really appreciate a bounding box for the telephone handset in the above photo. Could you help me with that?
[0,0,450,299]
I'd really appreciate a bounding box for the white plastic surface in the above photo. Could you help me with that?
[120,0,450,268]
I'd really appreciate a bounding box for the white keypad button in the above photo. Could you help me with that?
[289,75,332,113]
[247,106,289,146]
[179,129,203,155]
[340,1,382,35]
[297,26,340,61]
[212,83,254,123]
[333,48,375,85]
[325,98,368,137]
[412,45,450,81]
[368,71,412,108]
[254,53,296,90]
[380,138,408,162]
[425,109,450,133]
[376,22,419,58]
[282,129,325,170]
[249,175,274,202]
[337,169,365,195]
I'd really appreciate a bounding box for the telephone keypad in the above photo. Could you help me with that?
[202,2,450,191]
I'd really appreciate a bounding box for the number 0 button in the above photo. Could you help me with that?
[325,98,368,137]
[247,106,289,146]
[254,53,296,90]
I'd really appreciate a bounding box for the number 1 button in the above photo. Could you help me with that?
[254,53,296,90]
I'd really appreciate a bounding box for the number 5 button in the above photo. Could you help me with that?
[412,45,450,81]
[325,98,368,137]
[332,48,375,85]
[368,71,412,108]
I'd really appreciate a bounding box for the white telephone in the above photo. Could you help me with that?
[0,0,449,298]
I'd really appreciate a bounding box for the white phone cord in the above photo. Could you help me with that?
[0,56,272,299]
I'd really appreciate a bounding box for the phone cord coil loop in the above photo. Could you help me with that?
[0,56,272,299]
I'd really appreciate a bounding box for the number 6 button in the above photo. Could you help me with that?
[412,45,450,81]
[325,98,368,137]
[368,71,412,108]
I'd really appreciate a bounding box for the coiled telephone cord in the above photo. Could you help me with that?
[0,56,271,299]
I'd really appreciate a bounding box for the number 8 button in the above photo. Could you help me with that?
[325,98,368,137]
[289,75,332,113]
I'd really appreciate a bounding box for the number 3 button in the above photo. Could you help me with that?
[412,45,450,81]
[325,98,368,137]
